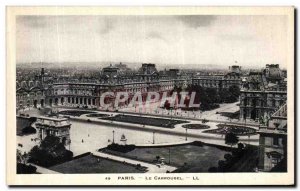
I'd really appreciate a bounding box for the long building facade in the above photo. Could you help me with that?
[17,63,286,118]
[16,63,182,110]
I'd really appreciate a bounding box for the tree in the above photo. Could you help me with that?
[28,135,73,167]
[208,167,218,172]
[224,153,233,162]
[229,85,240,99]
[225,133,239,147]
[218,160,226,172]
[17,149,36,174]
[237,143,245,151]
[219,88,229,103]
[17,163,37,174]
[156,155,161,162]
[22,126,37,134]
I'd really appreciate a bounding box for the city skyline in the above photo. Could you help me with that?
[17,15,288,69]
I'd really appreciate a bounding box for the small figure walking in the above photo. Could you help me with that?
[82,139,84,143]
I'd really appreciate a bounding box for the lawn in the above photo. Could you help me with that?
[49,154,146,173]
[124,144,229,172]
[182,124,210,129]
[86,113,110,118]
[58,110,97,117]
[102,114,188,128]
[203,124,257,136]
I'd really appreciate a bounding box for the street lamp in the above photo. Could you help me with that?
[153,132,155,144]
[168,148,171,164]
[112,130,115,144]
[185,128,188,141]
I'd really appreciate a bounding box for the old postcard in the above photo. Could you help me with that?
[6,6,294,186]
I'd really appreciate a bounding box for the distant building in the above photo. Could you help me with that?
[137,63,159,82]
[114,62,131,72]
[192,65,242,90]
[229,65,242,74]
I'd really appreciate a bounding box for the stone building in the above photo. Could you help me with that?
[16,64,191,109]
[239,64,287,121]
[35,116,71,146]
[16,80,45,109]
[258,102,287,171]
[191,65,242,90]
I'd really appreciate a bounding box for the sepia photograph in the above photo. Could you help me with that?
[6,6,295,186]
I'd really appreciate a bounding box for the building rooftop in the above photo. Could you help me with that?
[37,116,69,122]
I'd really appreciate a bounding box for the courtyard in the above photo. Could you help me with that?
[17,107,260,158]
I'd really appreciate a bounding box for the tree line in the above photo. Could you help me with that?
[164,84,240,111]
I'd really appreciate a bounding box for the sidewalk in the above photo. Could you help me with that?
[135,141,193,147]
[92,151,177,173]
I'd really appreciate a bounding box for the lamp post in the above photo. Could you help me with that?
[168,148,171,164]
[185,128,188,141]
[112,130,115,144]
[153,132,155,144]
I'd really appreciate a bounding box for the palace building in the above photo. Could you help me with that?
[16,63,285,115]
[16,63,186,109]
[239,64,287,121]
[191,65,242,90]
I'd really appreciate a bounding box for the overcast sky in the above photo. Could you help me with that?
[16,15,288,69]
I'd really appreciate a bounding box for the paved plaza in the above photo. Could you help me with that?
[17,106,259,158]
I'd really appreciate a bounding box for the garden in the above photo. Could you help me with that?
[203,124,257,136]
[86,113,110,118]
[182,124,210,130]
[58,110,97,117]
[102,114,188,128]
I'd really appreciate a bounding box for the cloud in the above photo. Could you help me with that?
[218,34,255,41]
[177,15,216,28]
[17,16,48,28]
[99,18,115,34]
[146,31,168,42]
[16,15,287,69]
